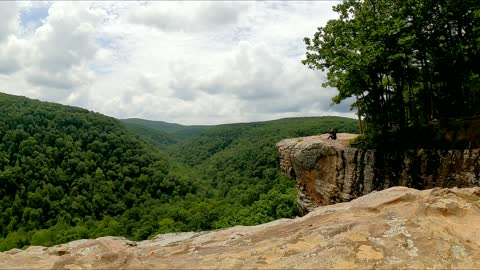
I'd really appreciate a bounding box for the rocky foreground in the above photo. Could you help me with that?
[2,186,480,269]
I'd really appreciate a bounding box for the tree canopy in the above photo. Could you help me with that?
[303,0,480,147]
[0,93,358,251]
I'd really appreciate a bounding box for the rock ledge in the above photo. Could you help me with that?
[277,134,480,213]
[2,187,480,269]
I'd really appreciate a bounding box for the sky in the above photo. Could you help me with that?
[0,1,355,125]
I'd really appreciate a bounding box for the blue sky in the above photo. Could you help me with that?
[20,4,49,31]
[0,1,354,125]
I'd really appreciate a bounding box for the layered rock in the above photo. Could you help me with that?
[2,187,480,269]
[277,134,480,214]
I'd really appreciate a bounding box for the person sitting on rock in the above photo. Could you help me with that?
[327,128,337,140]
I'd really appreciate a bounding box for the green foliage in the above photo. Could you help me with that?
[304,0,480,148]
[121,118,209,142]
[0,93,358,251]
[132,116,359,228]
[168,117,359,167]
[0,93,190,250]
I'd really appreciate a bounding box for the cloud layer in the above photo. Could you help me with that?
[0,1,355,125]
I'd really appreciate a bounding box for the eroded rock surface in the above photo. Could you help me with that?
[277,134,480,213]
[1,187,480,269]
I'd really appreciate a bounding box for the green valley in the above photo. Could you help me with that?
[0,93,358,251]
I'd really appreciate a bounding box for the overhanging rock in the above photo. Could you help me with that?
[277,134,480,214]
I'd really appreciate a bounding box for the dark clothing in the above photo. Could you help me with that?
[328,128,337,140]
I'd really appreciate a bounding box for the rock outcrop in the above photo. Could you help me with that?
[2,187,480,269]
[277,134,480,214]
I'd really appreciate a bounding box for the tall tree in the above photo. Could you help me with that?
[304,0,480,144]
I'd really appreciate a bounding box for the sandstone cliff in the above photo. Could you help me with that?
[1,187,480,269]
[277,134,480,213]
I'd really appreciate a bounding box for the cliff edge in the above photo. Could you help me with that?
[277,134,480,214]
[1,187,480,269]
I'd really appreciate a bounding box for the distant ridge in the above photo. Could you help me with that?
[0,92,359,252]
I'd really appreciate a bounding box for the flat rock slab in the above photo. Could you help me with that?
[290,133,359,147]
[2,187,480,269]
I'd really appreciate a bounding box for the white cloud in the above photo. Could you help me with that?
[0,2,24,75]
[0,2,20,42]
[196,42,285,100]
[24,2,105,91]
[0,1,355,125]
[0,36,26,74]
[128,2,250,32]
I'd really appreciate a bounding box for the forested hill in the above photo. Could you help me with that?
[122,116,359,168]
[121,118,209,147]
[121,117,359,228]
[166,116,358,167]
[0,92,358,251]
[0,93,196,250]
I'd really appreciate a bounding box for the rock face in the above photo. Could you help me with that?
[277,134,480,214]
[2,187,480,269]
